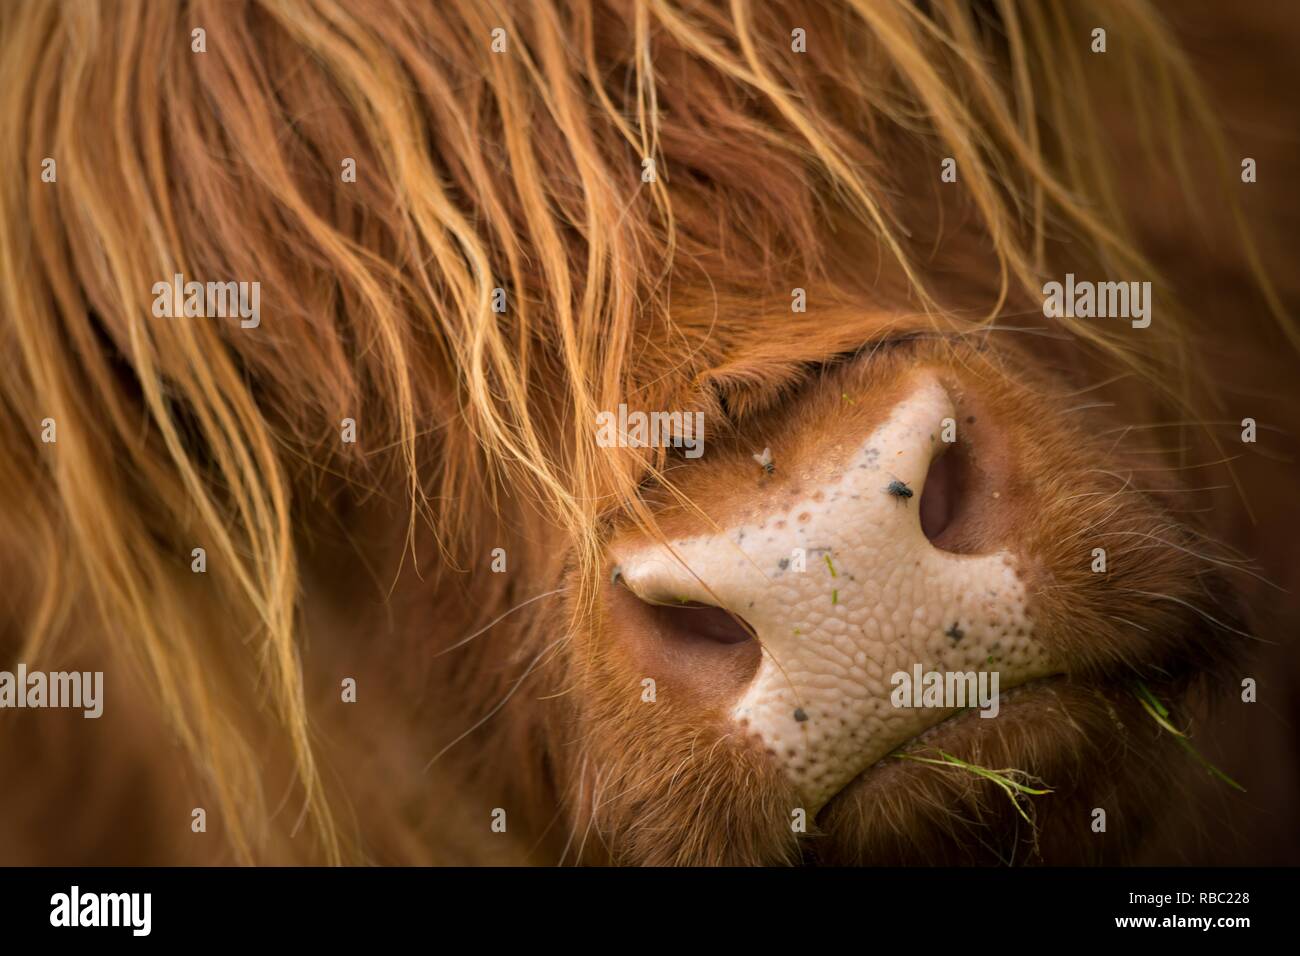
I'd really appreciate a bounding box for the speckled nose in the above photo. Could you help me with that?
[611,375,1054,812]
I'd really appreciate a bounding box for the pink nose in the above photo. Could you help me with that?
[610,375,1055,810]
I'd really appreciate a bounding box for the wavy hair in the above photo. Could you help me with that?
[0,0,1288,863]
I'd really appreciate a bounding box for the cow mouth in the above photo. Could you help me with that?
[819,675,1066,814]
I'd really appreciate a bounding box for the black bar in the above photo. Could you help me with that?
[0,866,1283,942]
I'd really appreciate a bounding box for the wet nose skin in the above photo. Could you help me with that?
[612,374,1055,812]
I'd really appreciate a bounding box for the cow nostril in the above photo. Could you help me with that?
[605,569,763,702]
[919,441,964,546]
[647,601,756,646]
[610,568,755,645]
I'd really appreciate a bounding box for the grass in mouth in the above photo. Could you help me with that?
[891,683,1243,834]
[1132,681,1245,793]
[895,749,1052,824]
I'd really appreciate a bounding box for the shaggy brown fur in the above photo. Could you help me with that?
[0,0,1296,865]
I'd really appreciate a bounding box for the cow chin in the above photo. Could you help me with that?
[546,339,1243,866]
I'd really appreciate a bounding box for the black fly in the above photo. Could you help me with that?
[885,477,913,502]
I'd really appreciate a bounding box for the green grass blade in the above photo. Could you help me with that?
[1131,683,1246,793]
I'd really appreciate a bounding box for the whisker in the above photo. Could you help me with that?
[1112,588,1267,642]
[556,754,590,867]
[1094,530,1284,590]
[435,587,568,657]
[425,633,571,770]
[1059,402,1116,414]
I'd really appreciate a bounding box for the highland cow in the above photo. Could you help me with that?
[0,0,1297,867]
